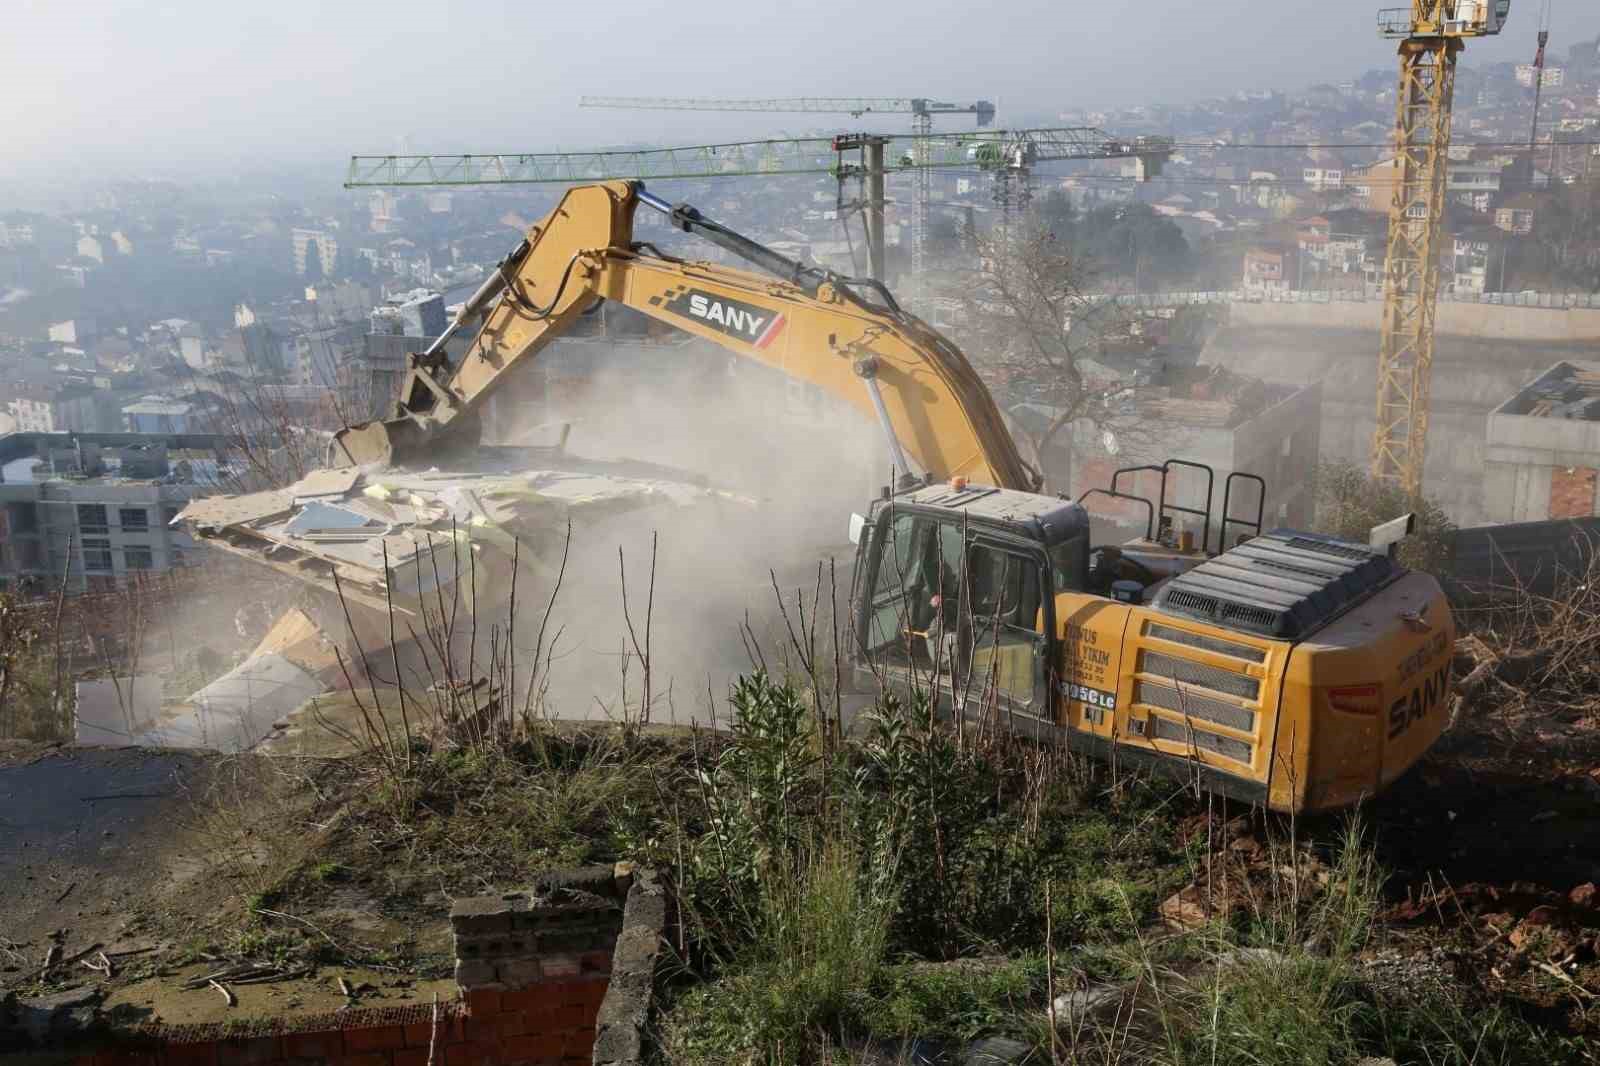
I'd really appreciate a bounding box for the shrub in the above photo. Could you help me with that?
[1314,460,1455,573]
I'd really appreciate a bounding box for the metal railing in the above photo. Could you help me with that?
[1087,288,1600,311]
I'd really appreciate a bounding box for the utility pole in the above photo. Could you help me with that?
[833,134,891,281]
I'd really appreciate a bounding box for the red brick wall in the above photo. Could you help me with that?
[1549,466,1598,519]
[45,866,663,1066]
[67,982,609,1066]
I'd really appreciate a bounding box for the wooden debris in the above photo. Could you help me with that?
[427,992,441,1066]
[79,952,114,978]
[230,968,312,986]
[182,963,288,989]
[209,979,236,1007]
[1536,960,1596,999]
[27,941,103,982]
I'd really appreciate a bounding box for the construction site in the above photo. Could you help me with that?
[4,2,1600,1064]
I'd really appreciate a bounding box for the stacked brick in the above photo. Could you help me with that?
[448,867,628,1066]
[20,866,664,1066]
[54,1002,470,1066]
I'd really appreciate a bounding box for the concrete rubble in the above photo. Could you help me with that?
[178,453,756,615]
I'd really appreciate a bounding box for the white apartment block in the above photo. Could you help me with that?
[1301,167,1344,190]
[1515,65,1564,88]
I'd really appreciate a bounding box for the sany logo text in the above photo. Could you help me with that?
[664,289,787,349]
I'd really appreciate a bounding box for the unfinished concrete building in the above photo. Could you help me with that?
[1483,360,1600,522]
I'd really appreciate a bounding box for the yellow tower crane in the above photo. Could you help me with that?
[1372,1,1511,498]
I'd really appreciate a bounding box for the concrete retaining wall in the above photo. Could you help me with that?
[1201,319,1598,526]
[1229,300,1600,342]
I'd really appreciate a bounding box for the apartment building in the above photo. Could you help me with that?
[0,432,229,594]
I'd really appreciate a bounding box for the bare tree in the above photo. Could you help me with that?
[951,216,1166,492]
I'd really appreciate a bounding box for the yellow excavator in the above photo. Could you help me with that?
[307,181,1454,813]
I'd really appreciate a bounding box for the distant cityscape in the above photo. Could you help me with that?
[2,31,1600,594]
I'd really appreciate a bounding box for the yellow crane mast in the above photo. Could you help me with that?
[1372,1,1510,498]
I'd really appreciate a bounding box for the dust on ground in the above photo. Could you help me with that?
[0,738,459,1027]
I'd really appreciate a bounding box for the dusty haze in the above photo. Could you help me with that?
[3,0,1594,181]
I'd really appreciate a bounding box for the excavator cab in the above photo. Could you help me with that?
[850,461,1268,729]
[852,481,1089,721]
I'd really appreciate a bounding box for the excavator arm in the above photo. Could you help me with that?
[332,181,1038,491]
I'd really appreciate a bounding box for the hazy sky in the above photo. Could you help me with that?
[2,0,1596,182]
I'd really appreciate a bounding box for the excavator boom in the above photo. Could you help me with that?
[332,181,1037,492]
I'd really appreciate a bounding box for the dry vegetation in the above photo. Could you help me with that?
[7,517,1600,1064]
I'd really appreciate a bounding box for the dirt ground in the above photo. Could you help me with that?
[0,744,212,967]
[1360,695,1600,1034]
[0,738,455,1027]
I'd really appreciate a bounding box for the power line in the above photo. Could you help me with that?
[1161,139,1600,151]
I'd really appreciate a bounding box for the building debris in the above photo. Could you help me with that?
[178,452,756,616]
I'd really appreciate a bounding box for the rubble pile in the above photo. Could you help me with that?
[177,460,754,616]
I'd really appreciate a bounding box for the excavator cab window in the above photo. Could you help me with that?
[966,540,1048,711]
[860,507,1050,714]
[898,517,964,634]
[864,511,964,658]
[968,542,1040,628]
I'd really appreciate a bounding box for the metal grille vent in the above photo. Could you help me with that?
[1151,716,1253,763]
[1286,535,1372,561]
[1146,622,1267,663]
[1246,556,1339,581]
[1155,530,1398,640]
[1141,650,1260,699]
[1134,681,1255,732]
[1165,588,1218,617]
[1219,601,1278,631]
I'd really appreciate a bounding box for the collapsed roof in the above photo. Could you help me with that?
[177,448,756,615]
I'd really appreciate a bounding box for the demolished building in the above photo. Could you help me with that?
[1483,360,1600,523]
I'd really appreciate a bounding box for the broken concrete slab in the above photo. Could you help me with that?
[288,465,362,502]
[1051,982,1124,1028]
[9,985,102,1043]
[75,676,163,746]
[176,488,294,529]
[181,451,759,614]
[142,653,323,752]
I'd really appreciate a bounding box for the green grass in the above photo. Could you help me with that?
[655,677,1196,1064]
[863,957,1048,1043]
[177,671,1591,1065]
